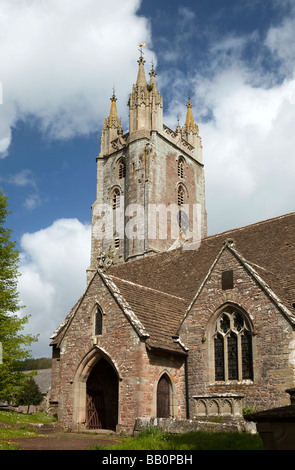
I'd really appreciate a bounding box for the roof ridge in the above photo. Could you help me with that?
[109,274,187,301]
[204,211,295,243]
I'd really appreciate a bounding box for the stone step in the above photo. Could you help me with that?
[29,422,62,434]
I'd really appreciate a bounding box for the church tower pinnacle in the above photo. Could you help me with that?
[129,55,163,137]
[100,91,123,156]
[136,55,147,86]
[182,99,200,152]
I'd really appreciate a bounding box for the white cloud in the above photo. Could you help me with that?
[164,9,295,235]
[18,218,91,357]
[199,70,295,233]
[23,193,42,211]
[265,14,295,76]
[0,0,154,156]
[5,169,37,188]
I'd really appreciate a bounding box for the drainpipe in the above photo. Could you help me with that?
[185,356,190,419]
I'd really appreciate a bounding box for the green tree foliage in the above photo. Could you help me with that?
[0,190,38,402]
[15,376,43,413]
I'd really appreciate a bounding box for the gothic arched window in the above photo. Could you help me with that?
[95,307,103,336]
[213,306,253,382]
[177,184,185,207]
[178,157,185,179]
[117,159,126,179]
[111,188,121,210]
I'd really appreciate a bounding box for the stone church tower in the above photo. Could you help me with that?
[87,54,207,280]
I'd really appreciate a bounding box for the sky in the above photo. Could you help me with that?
[0,0,295,357]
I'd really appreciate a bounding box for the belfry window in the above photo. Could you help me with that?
[178,157,185,179]
[117,159,126,179]
[114,235,120,248]
[112,188,121,210]
[213,307,253,381]
[177,185,185,207]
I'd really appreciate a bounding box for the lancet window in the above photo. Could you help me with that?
[117,159,126,179]
[178,157,185,179]
[112,188,121,210]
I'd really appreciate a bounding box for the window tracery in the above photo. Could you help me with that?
[213,307,253,381]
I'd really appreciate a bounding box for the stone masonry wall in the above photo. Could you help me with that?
[180,247,295,416]
[52,273,187,433]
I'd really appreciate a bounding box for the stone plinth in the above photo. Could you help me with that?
[245,389,295,450]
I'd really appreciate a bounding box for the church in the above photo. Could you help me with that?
[49,53,295,434]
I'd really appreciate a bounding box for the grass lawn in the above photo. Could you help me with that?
[92,427,264,451]
[0,409,56,450]
[0,409,263,451]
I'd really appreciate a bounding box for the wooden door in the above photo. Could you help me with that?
[86,391,106,429]
[157,375,170,418]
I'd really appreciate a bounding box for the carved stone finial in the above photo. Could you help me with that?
[223,238,235,247]
[97,248,115,272]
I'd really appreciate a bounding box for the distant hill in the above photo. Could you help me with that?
[16,357,52,370]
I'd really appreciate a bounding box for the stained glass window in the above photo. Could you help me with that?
[241,331,253,380]
[213,308,253,382]
[214,333,225,381]
[228,332,238,380]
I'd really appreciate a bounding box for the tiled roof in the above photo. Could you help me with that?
[108,275,188,354]
[25,369,52,394]
[51,212,295,353]
[110,212,295,314]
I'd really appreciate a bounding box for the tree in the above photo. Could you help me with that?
[15,376,43,413]
[0,190,38,402]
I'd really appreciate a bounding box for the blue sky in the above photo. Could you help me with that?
[1,0,295,357]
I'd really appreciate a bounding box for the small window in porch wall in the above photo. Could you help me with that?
[95,308,103,336]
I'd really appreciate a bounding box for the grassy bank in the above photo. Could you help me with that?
[92,427,264,451]
[0,409,56,450]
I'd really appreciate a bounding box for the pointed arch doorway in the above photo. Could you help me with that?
[86,358,118,430]
[157,374,171,418]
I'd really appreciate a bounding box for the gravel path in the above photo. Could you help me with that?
[3,432,119,450]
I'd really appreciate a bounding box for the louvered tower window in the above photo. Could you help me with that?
[112,188,121,209]
[117,159,126,179]
[177,185,184,207]
[178,157,185,179]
